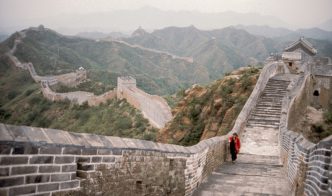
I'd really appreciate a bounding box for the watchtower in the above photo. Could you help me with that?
[117,76,136,99]
[282,37,317,73]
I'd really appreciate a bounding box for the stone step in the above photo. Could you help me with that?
[251,113,281,118]
[252,111,281,116]
[247,118,280,123]
[260,93,286,97]
[261,92,286,95]
[255,104,282,108]
[264,84,288,87]
[254,107,281,111]
[246,124,279,129]
[247,123,280,128]
[247,120,280,124]
[256,103,282,107]
[263,87,288,90]
[257,99,283,103]
[248,116,280,121]
[253,108,281,113]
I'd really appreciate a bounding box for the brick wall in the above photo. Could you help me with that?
[280,72,332,195]
[0,123,227,196]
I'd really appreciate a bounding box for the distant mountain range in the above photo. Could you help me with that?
[76,31,128,40]
[235,25,332,41]
[122,25,332,79]
[1,25,331,96]
[319,18,332,31]
[0,27,210,95]
[0,33,8,42]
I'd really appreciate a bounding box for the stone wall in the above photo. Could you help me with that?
[280,72,332,195]
[0,123,228,196]
[117,77,172,129]
[40,81,116,106]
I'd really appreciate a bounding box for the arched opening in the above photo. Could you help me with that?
[289,62,293,67]
[313,90,319,96]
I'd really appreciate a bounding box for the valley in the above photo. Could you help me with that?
[0,24,332,145]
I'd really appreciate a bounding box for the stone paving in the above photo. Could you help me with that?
[193,154,290,196]
[194,75,292,195]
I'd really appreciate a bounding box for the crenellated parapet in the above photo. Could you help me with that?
[0,123,228,196]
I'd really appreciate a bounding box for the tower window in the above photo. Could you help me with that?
[313,90,319,96]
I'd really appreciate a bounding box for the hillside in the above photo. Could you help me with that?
[158,67,260,146]
[2,26,209,95]
[123,26,274,79]
[0,54,158,140]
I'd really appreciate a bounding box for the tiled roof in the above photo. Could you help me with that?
[284,37,317,55]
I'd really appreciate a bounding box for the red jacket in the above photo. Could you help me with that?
[229,136,241,153]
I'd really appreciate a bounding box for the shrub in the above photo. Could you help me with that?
[7,91,19,100]
[114,117,132,130]
[24,89,34,96]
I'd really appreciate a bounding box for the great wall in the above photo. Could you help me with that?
[5,27,172,128]
[1,33,332,196]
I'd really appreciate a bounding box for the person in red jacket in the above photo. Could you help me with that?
[229,133,241,163]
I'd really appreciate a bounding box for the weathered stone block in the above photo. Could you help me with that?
[70,172,77,180]
[0,144,12,154]
[55,156,74,164]
[43,128,72,144]
[12,166,38,175]
[39,165,61,173]
[51,174,71,182]
[62,165,77,172]
[97,148,112,155]
[13,143,39,154]
[112,149,123,155]
[77,163,94,171]
[35,193,51,196]
[38,183,59,192]
[0,167,9,176]
[0,176,24,187]
[102,157,115,163]
[76,170,89,178]
[63,147,81,155]
[30,156,54,164]
[82,148,97,155]
[40,146,62,154]
[91,157,102,163]
[76,156,90,163]
[60,180,80,190]
[4,125,29,142]
[9,185,36,195]
[26,174,50,184]
[0,156,29,165]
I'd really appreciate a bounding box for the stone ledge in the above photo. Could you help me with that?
[0,123,227,155]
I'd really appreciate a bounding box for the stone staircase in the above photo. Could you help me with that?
[246,78,290,129]
[193,75,291,195]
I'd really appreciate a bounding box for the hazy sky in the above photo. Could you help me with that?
[1,0,332,33]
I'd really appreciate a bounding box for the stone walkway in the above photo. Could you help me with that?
[194,75,292,195]
[193,154,290,196]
